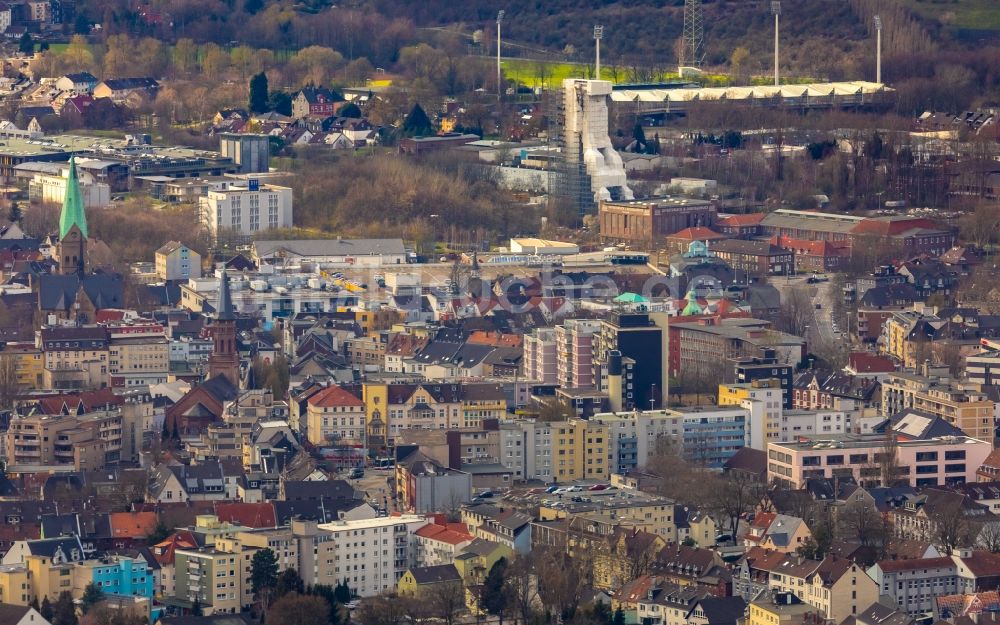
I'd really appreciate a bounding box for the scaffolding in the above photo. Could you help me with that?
[546,88,596,216]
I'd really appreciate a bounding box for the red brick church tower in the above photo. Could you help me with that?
[207,269,239,385]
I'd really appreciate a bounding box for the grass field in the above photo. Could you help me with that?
[901,0,1000,31]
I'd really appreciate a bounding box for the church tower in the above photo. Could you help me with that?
[55,156,87,275]
[207,269,240,385]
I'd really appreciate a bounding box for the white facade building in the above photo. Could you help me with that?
[317,515,427,597]
[201,183,293,237]
[29,168,110,208]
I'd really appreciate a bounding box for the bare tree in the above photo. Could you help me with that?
[977,521,1000,553]
[504,556,537,625]
[836,496,889,556]
[0,356,20,410]
[425,580,466,625]
[709,470,768,536]
[357,594,410,625]
[877,431,903,487]
[932,505,971,555]
[534,547,586,622]
[776,287,815,337]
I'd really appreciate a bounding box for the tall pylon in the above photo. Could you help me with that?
[683,0,705,67]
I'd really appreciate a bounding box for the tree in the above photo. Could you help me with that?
[7,201,21,225]
[632,122,646,152]
[40,596,53,622]
[776,287,815,337]
[309,585,344,625]
[276,568,304,598]
[266,592,330,625]
[269,91,293,116]
[18,32,34,55]
[339,102,363,118]
[708,469,767,536]
[504,556,536,625]
[249,72,270,113]
[356,594,409,625]
[334,580,352,604]
[535,548,586,622]
[481,557,509,625]
[877,431,903,487]
[52,591,77,625]
[146,518,171,544]
[426,580,465,625]
[81,582,105,614]
[0,355,21,410]
[837,497,888,555]
[251,548,279,612]
[613,607,626,625]
[402,102,432,137]
[730,47,750,85]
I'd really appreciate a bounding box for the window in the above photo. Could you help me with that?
[916,451,938,462]
[945,450,966,460]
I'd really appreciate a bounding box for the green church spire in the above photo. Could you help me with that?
[58,156,87,240]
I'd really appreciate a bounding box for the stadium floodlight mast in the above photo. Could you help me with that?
[594,25,604,80]
[771,1,781,86]
[874,15,883,84]
[496,10,505,100]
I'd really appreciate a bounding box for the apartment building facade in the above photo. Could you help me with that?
[316,515,428,597]
[767,434,992,489]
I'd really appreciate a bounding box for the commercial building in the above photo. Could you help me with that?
[599,197,716,244]
[759,209,955,256]
[22,162,110,208]
[593,311,669,411]
[218,133,269,174]
[200,182,293,238]
[766,433,992,489]
[251,238,408,268]
[708,239,793,276]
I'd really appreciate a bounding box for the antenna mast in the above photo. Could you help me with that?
[683,0,705,69]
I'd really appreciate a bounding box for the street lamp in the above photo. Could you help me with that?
[496,10,505,100]
[873,15,883,83]
[593,25,604,80]
[771,1,781,87]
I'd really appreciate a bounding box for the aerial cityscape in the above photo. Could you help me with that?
[0,2,996,625]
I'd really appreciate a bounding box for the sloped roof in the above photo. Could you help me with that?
[308,384,364,408]
[214,502,277,528]
[109,512,158,539]
[406,563,461,584]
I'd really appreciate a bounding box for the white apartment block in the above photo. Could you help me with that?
[201,183,293,238]
[317,515,427,597]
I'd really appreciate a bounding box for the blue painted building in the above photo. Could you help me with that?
[80,556,155,600]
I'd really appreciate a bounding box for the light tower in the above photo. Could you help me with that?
[593,25,603,80]
[771,1,781,86]
[683,0,705,68]
[496,10,505,100]
[874,15,883,83]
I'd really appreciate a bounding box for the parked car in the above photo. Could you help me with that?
[588,484,609,491]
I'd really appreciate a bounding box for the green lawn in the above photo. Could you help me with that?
[900,0,1000,30]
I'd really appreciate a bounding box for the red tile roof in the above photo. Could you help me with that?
[668,227,727,241]
[214,502,277,528]
[414,522,474,545]
[848,352,896,374]
[109,511,159,539]
[956,551,1000,577]
[719,213,766,226]
[308,384,364,408]
[152,531,198,565]
[36,388,123,415]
